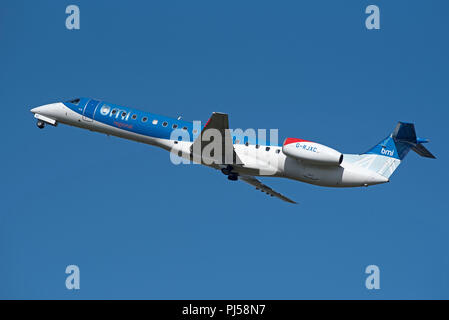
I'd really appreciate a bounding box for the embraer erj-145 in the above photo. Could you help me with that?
[30,98,436,203]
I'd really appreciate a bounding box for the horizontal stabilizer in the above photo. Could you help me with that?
[412,143,436,159]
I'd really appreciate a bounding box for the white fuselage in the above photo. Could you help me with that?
[31,102,389,188]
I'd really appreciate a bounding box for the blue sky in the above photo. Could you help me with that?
[1,0,448,299]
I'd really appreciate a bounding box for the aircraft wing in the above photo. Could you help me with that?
[239,175,297,204]
[191,112,241,164]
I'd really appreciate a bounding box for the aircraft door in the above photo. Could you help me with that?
[82,99,100,122]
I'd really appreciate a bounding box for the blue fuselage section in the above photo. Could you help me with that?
[63,97,280,146]
[64,97,198,142]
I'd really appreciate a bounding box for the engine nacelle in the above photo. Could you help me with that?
[282,138,343,166]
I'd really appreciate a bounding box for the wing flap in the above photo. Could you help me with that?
[240,175,297,204]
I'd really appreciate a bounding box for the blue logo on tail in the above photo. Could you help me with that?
[366,136,401,159]
[365,122,422,160]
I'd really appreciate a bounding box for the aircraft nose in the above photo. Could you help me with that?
[30,103,61,117]
[30,106,41,113]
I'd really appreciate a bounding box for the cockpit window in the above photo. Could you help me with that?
[67,98,81,105]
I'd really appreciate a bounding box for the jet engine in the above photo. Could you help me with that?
[282,138,343,166]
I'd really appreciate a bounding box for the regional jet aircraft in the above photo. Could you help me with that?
[30,98,436,203]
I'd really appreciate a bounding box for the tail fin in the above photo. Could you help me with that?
[347,122,435,179]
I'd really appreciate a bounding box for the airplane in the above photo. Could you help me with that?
[30,98,436,204]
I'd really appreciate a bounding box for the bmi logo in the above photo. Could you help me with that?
[381,148,394,157]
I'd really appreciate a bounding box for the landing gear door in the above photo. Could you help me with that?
[82,99,100,122]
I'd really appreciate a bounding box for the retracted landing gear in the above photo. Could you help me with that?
[221,165,239,181]
[221,165,233,176]
[36,120,45,129]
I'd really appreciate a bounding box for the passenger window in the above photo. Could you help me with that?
[111,109,117,115]
[153,120,158,125]
[121,112,127,117]
[132,114,137,120]
[256,145,260,149]
[162,122,168,127]
[142,117,148,122]
[276,149,281,154]
[245,142,249,146]
[172,124,178,129]
[266,147,270,151]
[182,126,187,131]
